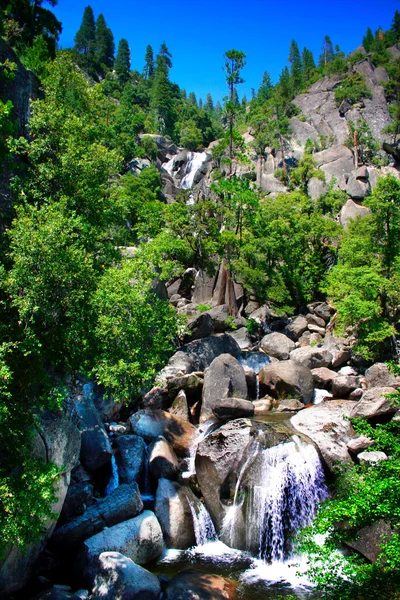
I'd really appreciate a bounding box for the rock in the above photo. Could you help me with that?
[227,327,252,350]
[253,398,273,413]
[259,360,314,403]
[345,520,392,563]
[291,400,357,470]
[212,398,255,420]
[154,479,195,548]
[51,483,143,548]
[72,393,112,473]
[82,382,122,424]
[169,292,182,305]
[148,436,179,480]
[349,388,363,400]
[115,435,146,484]
[59,481,94,522]
[347,436,375,454]
[387,44,400,61]
[349,45,367,58]
[184,313,214,342]
[129,409,195,456]
[322,335,351,368]
[358,451,388,464]
[142,387,169,410]
[315,146,354,183]
[308,324,326,335]
[89,552,161,600]
[168,390,190,421]
[311,367,338,390]
[157,334,241,384]
[313,303,335,323]
[260,332,295,360]
[340,199,371,227]
[350,387,398,420]
[79,511,164,574]
[276,398,304,412]
[201,354,248,423]
[305,313,326,328]
[331,375,362,398]
[307,177,327,201]
[30,591,75,600]
[205,305,231,332]
[164,569,238,600]
[346,171,370,200]
[260,173,288,195]
[284,316,308,341]
[365,363,400,389]
[191,270,216,305]
[290,346,333,369]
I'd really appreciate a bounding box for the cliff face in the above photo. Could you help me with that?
[0,39,42,214]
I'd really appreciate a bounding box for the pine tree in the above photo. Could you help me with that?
[257,71,273,103]
[319,35,334,67]
[198,98,203,109]
[391,10,400,43]
[115,38,130,86]
[188,92,197,106]
[223,49,246,157]
[205,93,214,112]
[289,39,303,94]
[151,55,174,135]
[95,13,114,68]
[302,47,316,84]
[362,27,374,52]
[74,5,96,69]
[159,41,172,71]
[143,45,154,79]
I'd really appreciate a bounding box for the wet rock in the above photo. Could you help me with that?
[168,390,190,421]
[201,354,248,423]
[184,313,214,342]
[331,375,362,398]
[311,367,338,390]
[79,511,164,575]
[129,409,195,456]
[157,334,241,384]
[115,435,146,484]
[260,332,295,360]
[89,552,161,600]
[290,346,333,370]
[164,569,238,600]
[291,400,357,470]
[276,398,304,412]
[154,479,196,548]
[253,398,273,413]
[259,360,314,403]
[212,398,255,420]
[350,387,398,420]
[59,481,94,522]
[149,436,179,480]
[284,316,308,341]
[72,393,112,473]
[358,451,388,464]
[52,483,143,548]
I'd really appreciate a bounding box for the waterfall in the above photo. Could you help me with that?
[186,492,217,546]
[182,420,216,479]
[222,436,328,562]
[239,352,271,401]
[313,388,333,404]
[105,454,119,495]
[181,152,208,189]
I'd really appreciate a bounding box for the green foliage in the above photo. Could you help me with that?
[246,318,258,335]
[334,72,372,106]
[345,118,380,165]
[95,13,114,68]
[74,5,96,72]
[178,119,203,150]
[224,315,237,330]
[289,152,325,194]
[115,38,131,86]
[197,304,212,313]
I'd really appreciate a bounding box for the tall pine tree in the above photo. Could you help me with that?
[205,93,214,112]
[95,13,114,68]
[151,54,174,135]
[143,45,154,79]
[302,47,316,85]
[288,39,303,95]
[257,71,273,103]
[159,41,172,71]
[74,5,96,70]
[115,38,131,86]
[319,35,334,67]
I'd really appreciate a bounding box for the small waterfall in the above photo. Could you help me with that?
[239,352,271,401]
[181,152,208,189]
[313,388,333,404]
[182,420,216,479]
[105,454,119,495]
[222,436,328,562]
[186,491,217,546]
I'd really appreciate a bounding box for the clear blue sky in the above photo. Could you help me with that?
[53,0,399,103]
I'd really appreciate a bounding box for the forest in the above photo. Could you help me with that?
[1,2,400,599]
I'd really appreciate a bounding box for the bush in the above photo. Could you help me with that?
[334,73,372,106]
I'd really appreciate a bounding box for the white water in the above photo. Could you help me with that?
[163,152,209,190]
[313,388,333,404]
[221,435,328,562]
[182,420,216,479]
[105,454,119,495]
[186,492,217,546]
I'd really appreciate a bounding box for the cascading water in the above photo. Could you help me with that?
[222,435,328,562]
[105,454,119,495]
[186,492,217,546]
[182,420,216,479]
[239,352,271,400]
[163,151,209,190]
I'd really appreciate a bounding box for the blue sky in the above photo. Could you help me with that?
[53,0,398,103]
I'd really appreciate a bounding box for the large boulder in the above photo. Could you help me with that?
[284,316,308,341]
[365,363,400,389]
[78,511,164,575]
[331,375,362,398]
[115,435,146,484]
[201,354,248,423]
[227,327,252,350]
[258,360,314,403]
[315,146,354,183]
[340,199,371,228]
[89,552,161,600]
[157,334,241,384]
[168,390,190,421]
[212,398,255,421]
[184,313,214,343]
[72,392,112,473]
[148,436,179,480]
[291,400,357,470]
[260,332,295,360]
[290,346,333,369]
[311,367,338,390]
[129,409,195,456]
[350,387,398,420]
[164,569,238,600]
[205,305,231,332]
[51,483,143,548]
[154,479,196,548]
[345,520,392,563]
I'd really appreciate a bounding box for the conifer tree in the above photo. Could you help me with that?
[95,13,114,68]
[223,49,246,157]
[288,39,303,94]
[143,45,155,79]
[392,10,400,42]
[257,71,273,103]
[159,41,172,70]
[362,27,374,51]
[188,92,197,106]
[205,93,214,112]
[198,98,203,109]
[319,35,334,67]
[151,54,174,135]
[74,5,96,69]
[115,38,131,86]
[302,47,316,84]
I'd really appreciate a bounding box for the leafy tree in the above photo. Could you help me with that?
[179,119,203,150]
[143,44,154,79]
[95,13,114,68]
[74,5,96,71]
[289,152,325,194]
[115,38,131,86]
[223,49,246,157]
[20,34,52,79]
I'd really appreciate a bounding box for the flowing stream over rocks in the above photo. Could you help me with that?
[163,151,209,190]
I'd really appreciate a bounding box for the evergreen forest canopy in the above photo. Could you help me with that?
[1,2,400,598]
